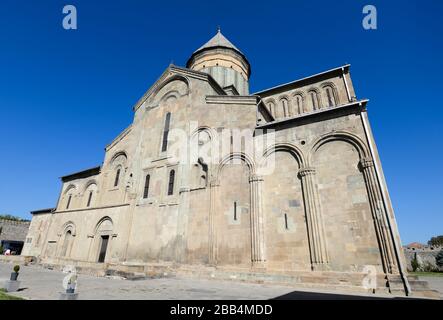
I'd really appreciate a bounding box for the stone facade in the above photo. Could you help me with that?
[22,30,410,294]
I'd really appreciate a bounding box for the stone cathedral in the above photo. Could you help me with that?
[22,30,411,295]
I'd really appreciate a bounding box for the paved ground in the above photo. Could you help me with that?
[420,276,443,298]
[0,262,436,300]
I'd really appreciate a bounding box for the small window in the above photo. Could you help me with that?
[161,112,171,152]
[87,191,93,207]
[167,169,175,195]
[114,169,121,187]
[143,174,151,199]
[234,201,238,221]
[66,195,72,210]
[284,213,289,230]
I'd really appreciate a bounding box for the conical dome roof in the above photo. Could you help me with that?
[194,28,243,54]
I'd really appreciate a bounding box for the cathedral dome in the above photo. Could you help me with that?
[186,28,251,95]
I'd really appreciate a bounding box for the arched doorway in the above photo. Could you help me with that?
[61,230,72,257]
[92,217,114,263]
[59,222,76,258]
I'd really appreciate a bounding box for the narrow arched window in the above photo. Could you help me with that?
[295,95,303,114]
[161,112,171,152]
[114,169,121,187]
[310,91,319,110]
[325,87,336,107]
[281,99,289,117]
[87,191,93,207]
[234,201,238,221]
[66,195,72,210]
[143,174,151,199]
[167,169,175,195]
[61,230,72,257]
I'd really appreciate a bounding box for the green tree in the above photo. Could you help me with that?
[0,214,29,222]
[411,253,420,272]
[436,249,443,268]
[428,235,443,247]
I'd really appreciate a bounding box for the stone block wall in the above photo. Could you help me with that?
[403,247,443,272]
[0,219,30,242]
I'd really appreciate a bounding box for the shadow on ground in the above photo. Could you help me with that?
[271,291,413,300]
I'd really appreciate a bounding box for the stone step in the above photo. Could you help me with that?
[408,280,433,290]
[389,276,441,299]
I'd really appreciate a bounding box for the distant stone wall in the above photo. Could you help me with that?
[0,219,30,242]
[404,247,443,271]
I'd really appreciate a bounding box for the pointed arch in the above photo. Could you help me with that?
[59,221,76,258]
[64,184,77,195]
[84,179,98,192]
[93,216,114,234]
[61,221,77,236]
[109,151,128,165]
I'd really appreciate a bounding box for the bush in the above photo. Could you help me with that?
[422,261,439,272]
[13,265,20,273]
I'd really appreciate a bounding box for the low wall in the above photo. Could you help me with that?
[0,255,36,265]
[0,219,30,242]
[404,248,442,271]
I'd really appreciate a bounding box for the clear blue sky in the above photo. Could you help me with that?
[0,0,441,244]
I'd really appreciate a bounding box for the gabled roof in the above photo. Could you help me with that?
[254,64,350,96]
[132,64,226,112]
[194,29,243,54]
